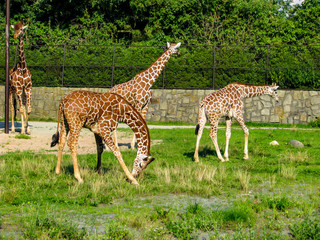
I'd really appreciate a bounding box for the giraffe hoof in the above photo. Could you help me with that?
[243,156,249,160]
[77,178,84,184]
[131,179,139,185]
[75,176,84,183]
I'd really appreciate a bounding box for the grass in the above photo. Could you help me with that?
[14,134,31,139]
[0,127,319,239]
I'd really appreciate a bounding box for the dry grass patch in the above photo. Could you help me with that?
[236,169,251,193]
[278,165,297,180]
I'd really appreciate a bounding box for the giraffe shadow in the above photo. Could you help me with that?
[0,121,31,133]
[53,165,111,176]
[118,142,131,149]
[184,146,224,161]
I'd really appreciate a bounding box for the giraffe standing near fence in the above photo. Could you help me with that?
[194,83,279,162]
[9,21,32,134]
[51,90,154,185]
[110,42,181,149]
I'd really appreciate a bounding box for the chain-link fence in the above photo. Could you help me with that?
[1,44,319,89]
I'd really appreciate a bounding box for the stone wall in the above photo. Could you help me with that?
[1,86,319,124]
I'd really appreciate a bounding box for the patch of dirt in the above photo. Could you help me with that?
[0,122,162,155]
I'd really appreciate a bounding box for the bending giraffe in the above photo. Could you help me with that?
[194,83,279,162]
[110,42,181,149]
[50,91,154,185]
[9,21,32,134]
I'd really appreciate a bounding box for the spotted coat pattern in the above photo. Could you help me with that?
[9,21,32,134]
[110,42,181,148]
[52,90,154,185]
[194,83,279,162]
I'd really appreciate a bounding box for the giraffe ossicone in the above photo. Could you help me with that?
[51,90,154,185]
[9,21,32,135]
[194,82,280,162]
[110,42,181,149]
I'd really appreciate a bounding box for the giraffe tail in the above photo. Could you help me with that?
[51,101,63,147]
[195,103,206,135]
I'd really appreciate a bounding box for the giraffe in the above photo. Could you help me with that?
[50,90,154,185]
[9,21,32,134]
[194,83,279,162]
[110,42,181,149]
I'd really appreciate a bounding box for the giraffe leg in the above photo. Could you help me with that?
[194,121,205,163]
[224,117,231,161]
[94,133,104,173]
[209,122,225,162]
[16,93,26,134]
[234,113,249,160]
[24,85,32,134]
[67,123,83,183]
[100,130,139,185]
[113,129,118,147]
[9,91,16,133]
[56,121,67,175]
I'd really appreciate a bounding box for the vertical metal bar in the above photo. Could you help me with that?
[111,45,116,87]
[61,44,66,86]
[5,0,10,134]
[266,45,269,85]
[212,45,216,89]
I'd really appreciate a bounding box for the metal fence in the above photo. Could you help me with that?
[1,44,319,89]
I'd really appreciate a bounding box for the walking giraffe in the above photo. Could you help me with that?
[110,42,181,149]
[9,21,32,134]
[194,83,279,162]
[51,90,154,185]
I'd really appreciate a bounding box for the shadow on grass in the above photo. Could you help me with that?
[51,165,111,176]
[184,146,223,161]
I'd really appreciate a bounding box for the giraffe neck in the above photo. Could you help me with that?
[242,85,269,98]
[18,36,27,70]
[143,48,173,88]
[123,108,151,156]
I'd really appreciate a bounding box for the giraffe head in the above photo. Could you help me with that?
[132,154,154,178]
[266,83,280,102]
[11,21,28,39]
[167,42,181,55]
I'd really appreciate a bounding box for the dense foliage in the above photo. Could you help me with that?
[0,0,319,89]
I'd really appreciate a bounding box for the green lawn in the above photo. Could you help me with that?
[0,127,319,239]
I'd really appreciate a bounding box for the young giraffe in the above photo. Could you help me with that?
[51,90,154,185]
[9,21,32,134]
[194,83,279,162]
[110,42,181,149]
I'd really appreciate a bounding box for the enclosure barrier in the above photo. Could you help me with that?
[0,44,319,89]
[1,86,319,124]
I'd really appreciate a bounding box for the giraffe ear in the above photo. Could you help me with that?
[175,42,181,49]
[167,42,170,48]
[22,25,28,30]
[11,25,14,29]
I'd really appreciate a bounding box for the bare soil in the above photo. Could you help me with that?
[0,121,150,155]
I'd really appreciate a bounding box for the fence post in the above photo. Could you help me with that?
[111,45,116,87]
[61,44,66,86]
[266,45,269,85]
[212,45,216,89]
